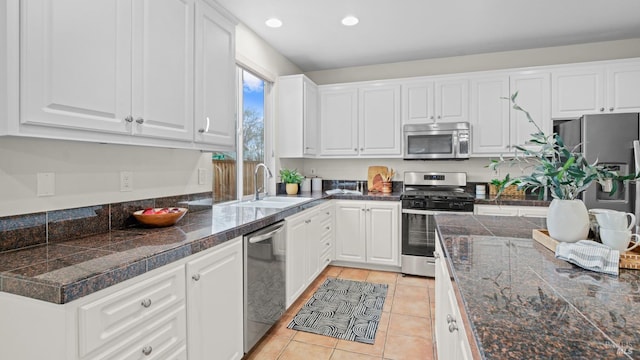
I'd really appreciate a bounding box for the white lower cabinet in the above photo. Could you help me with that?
[474,204,548,218]
[186,238,244,360]
[285,202,334,308]
[0,237,243,360]
[435,232,473,360]
[334,201,400,267]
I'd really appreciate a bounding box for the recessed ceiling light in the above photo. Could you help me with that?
[341,15,359,26]
[265,18,283,28]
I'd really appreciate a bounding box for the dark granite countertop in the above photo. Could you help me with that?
[436,214,640,359]
[0,191,400,304]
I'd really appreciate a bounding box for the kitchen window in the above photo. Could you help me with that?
[212,67,273,203]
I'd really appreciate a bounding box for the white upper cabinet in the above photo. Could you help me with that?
[358,84,401,156]
[319,83,401,157]
[194,0,236,150]
[470,75,511,155]
[21,0,133,135]
[509,71,551,150]
[402,81,435,124]
[551,67,605,119]
[319,86,359,156]
[401,79,468,124]
[606,62,640,113]
[435,79,469,123]
[551,61,640,118]
[278,75,318,157]
[130,0,195,141]
[17,0,235,149]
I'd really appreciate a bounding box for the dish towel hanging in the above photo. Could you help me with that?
[555,240,619,276]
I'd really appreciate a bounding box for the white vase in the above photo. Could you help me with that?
[547,199,590,242]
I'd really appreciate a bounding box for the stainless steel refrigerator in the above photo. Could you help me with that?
[555,113,640,223]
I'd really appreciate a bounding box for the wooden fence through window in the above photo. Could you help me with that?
[212,160,264,203]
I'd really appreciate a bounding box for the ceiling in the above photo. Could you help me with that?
[215,0,640,72]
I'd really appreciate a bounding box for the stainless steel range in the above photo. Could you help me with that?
[401,171,474,277]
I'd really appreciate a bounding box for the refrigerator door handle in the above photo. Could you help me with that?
[633,140,640,228]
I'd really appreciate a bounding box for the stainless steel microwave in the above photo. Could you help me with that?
[403,122,470,160]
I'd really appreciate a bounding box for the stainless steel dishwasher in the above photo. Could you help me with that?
[244,221,286,353]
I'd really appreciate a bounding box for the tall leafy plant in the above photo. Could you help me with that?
[279,168,304,184]
[489,92,638,200]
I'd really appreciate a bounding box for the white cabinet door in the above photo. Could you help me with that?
[358,84,401,156]
[334,201,367,263]
[366,202,400,266]
[319,87,359,156]
[470,75,510,155]
[286,214,308,307]
[509,72,551,150]
[194,1,236,150]
[21,0,132,134]
[475,204,548,218]
[304,79,319,156]
[278,75,318,157]
[402,79,467,124]
[306,211,322,285]
[607,63,640,113]
[402,81,435,124]
[551,67,605,119]
[186,238,243,360]
[435,79,469,123]
[435,237,455,360]
[131,0,194,142]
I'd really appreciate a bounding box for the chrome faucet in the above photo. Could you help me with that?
[254,163,273,201]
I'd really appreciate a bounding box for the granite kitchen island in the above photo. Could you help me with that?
[435,214,640,360]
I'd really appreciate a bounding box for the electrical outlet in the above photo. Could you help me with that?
[120,171,133,192]
[37,172,55,197]
[198,168,207,185]
[310,168,316,175]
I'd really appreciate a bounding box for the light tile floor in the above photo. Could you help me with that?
[244,266,437,360]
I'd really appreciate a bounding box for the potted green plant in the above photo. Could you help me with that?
[489,92,638,242]
[279,168,304,195]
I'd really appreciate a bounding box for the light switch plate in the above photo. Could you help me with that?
[37,172,55,197]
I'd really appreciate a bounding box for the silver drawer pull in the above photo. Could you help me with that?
[124,115,133,123]
[141,298,152,308]
[446,314,454,324]
[448,321,458,333]
[326,212,330,215]
[326,242,330,246]
[192,274,201,281]
[326,226,330,230]
[142,346,153,356]
[135,117,144,124]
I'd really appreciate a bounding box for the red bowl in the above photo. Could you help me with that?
[133,207,187,227]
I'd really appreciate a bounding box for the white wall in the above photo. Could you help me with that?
[0,138,212,217]
[306,38,640,84]
[300,158,513,184]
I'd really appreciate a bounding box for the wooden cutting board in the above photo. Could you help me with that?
[367,166,388,193]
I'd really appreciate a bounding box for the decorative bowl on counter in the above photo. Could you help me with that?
[133,207,187,227]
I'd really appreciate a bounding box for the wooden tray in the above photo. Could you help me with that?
[532,229,640,270]
[367,166,388,193]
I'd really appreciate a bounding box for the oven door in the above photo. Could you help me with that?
[401,209,472,256]
[404,130,457,159]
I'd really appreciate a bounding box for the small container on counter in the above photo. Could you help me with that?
[301,178,311,192]
[312,177,323,192]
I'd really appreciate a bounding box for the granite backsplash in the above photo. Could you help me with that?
[0,192,212,254]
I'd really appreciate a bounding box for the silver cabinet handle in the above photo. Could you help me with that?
[354,148,358,152]
[437,115,442,119]
[142,346,153,356]
[135,117,144,124]
[198,128,205,133]
[600,107,605,112]
[360,147,364,151]
[326,242,330,246]
[125,115,133,123]
[141,298,152,308]
[361,208,365,212]
[448,321,458,332]
[434,251,440,259]
[430,115,434,120]
[192,274,201,281]
[446,314,454,323]
[326,211,330,215]
[609,107,614,112]
[326,226,330,230]
[305,219,311,224]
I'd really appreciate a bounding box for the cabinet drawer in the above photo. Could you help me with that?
[320,218,333,238]
[320,247,333,269]
[78,266,186,357]
[85,303,187,360]
[320,236,333,254]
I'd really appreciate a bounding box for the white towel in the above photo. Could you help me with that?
[555,240,620,276]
